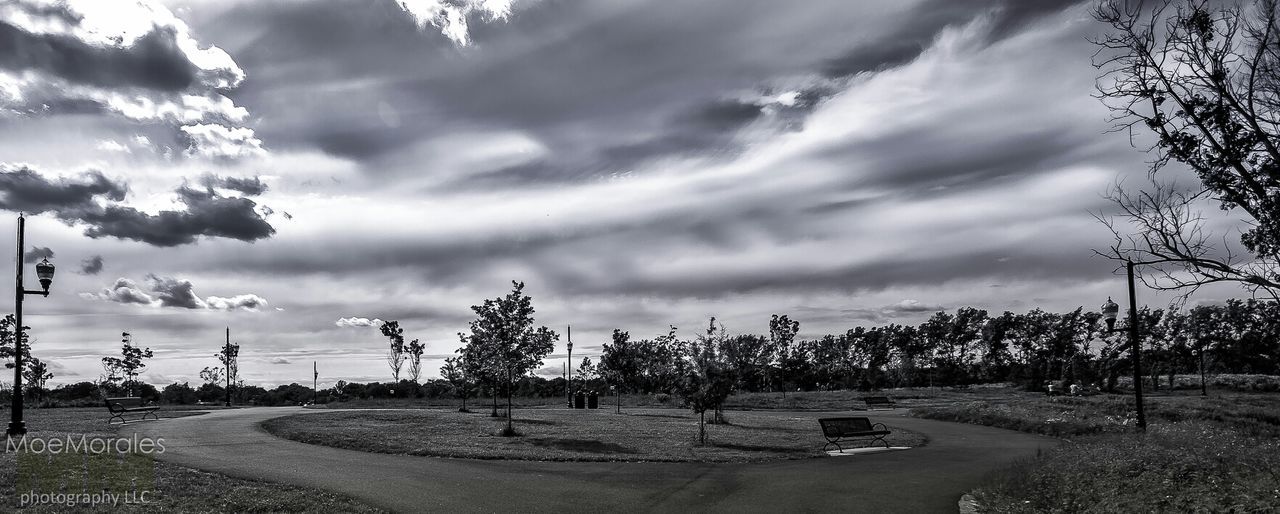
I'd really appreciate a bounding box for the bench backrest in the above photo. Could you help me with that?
[864,396,892,403]
[106,397,145,411]
[819,417,874,437]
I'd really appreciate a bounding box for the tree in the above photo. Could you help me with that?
[599,329,646,413]
[218,340,240,403]
[1093,0,1280,300]
[678,317,737,444]
[199,366,224,385]
[440,356,471,412]
[380,321,407,382]
[0,315,31,371]
[768,314,801,396]
[23,357,52,403]
[458,281,558,435]
[406,339,425,383]
[102,332,153,396]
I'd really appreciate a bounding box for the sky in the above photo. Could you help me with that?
[0,0,1250,387]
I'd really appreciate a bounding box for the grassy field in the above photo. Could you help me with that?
[911,390,1280,512]
[0,407,384,512]
[262,408,925,462]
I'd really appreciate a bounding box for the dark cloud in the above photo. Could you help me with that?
[23,246,53,261]
[201,174,268,196]
[145,274,205,309]
[79,255,103,275]
[0,21,196,92]
[0,165,275,246]
[0,165,127,213]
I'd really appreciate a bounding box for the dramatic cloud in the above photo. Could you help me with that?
[79,254,104,275]
[83,274,268,311]
[0,0,262,157]
[200,174,268,196]
[335,317,382,328]
[0,165,275,246]
[23,245,52,261]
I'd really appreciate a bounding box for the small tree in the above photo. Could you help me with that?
[380,321,407,382]
[0,315,31,372]
[23,357,53,404]
[199,366,224,386]
[678,318,737,444]
[458,281,558,436]
[441,356,471,412]
[406,339,424,383]
[218,341,240,404]
[599,329,645,413]
[769,314,801,396]
[102,332,153,396]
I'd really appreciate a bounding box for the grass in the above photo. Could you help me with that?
[261,408,925,462]
[0,407,385,512]
[909,389,1280,512]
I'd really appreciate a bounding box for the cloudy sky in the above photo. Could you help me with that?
[0,0,1246,387]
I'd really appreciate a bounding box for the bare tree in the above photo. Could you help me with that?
[1092,0,1280,300]
[380,320,406,382]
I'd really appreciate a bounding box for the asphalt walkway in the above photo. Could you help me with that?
[126,407,1055,513]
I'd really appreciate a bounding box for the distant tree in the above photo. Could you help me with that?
[161,382,198,404]
[102,332,153,396]
[718,333,772,392]
[23,357,52,403]
[406,339,425,383]
[599,329,645,413]
[1093,0,1280,300]
[458,281,558,435]
[577,357,598,384]
[678,317,737,444]
[768,314,801,396]
[199,366,224,386]
[380,321,407,382]
[217,341,240,403]
[440,356,472,412]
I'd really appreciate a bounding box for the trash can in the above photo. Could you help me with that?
[574,391,586,409]
[587,391,598,409]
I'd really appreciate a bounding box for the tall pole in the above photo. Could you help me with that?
[566,325,572,408]
[9,216,26,436]
[1127,261,1146,431]
[225,327,231,407]
[313,361,318,405]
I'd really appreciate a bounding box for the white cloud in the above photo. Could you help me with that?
[394,0,514,46]
[180,123,266,160]
[335,317,383,328]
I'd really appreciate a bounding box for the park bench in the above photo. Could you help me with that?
[818,417,891,452]
[105,397,159,425]
[862,396,896,410]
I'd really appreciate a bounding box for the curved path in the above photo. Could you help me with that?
[126,408,1055,513]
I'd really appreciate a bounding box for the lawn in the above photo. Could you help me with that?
[0,407,385,513]
[262,408,925,462]
[910,390,1280,512]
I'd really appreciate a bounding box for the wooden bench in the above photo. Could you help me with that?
[819,417,891,452]
[106,397,159,425]
[862,396,896,410]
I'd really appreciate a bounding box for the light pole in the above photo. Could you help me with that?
[1100,259,1146,431]
[566,325,573,408]
[9,214,56,437]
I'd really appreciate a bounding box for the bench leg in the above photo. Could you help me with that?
[871,434,889,448]
[823,439,844,453]
[108,413,124,425]
[145,410,159,421]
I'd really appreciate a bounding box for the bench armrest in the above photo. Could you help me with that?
[872,422,888,431]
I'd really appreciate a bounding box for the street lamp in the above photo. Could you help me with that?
[1100,259,1146,431]
[9,215,56,436]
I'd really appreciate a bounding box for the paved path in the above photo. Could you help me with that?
[126,408,1055,513]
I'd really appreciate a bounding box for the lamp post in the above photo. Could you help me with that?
[566,325,573,409]
[9,215,56,436]
[1100,259,1146,431]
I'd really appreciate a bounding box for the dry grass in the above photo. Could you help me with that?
[0,407,384,512]
[910,391,1280,512]
[261,408,925,462]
